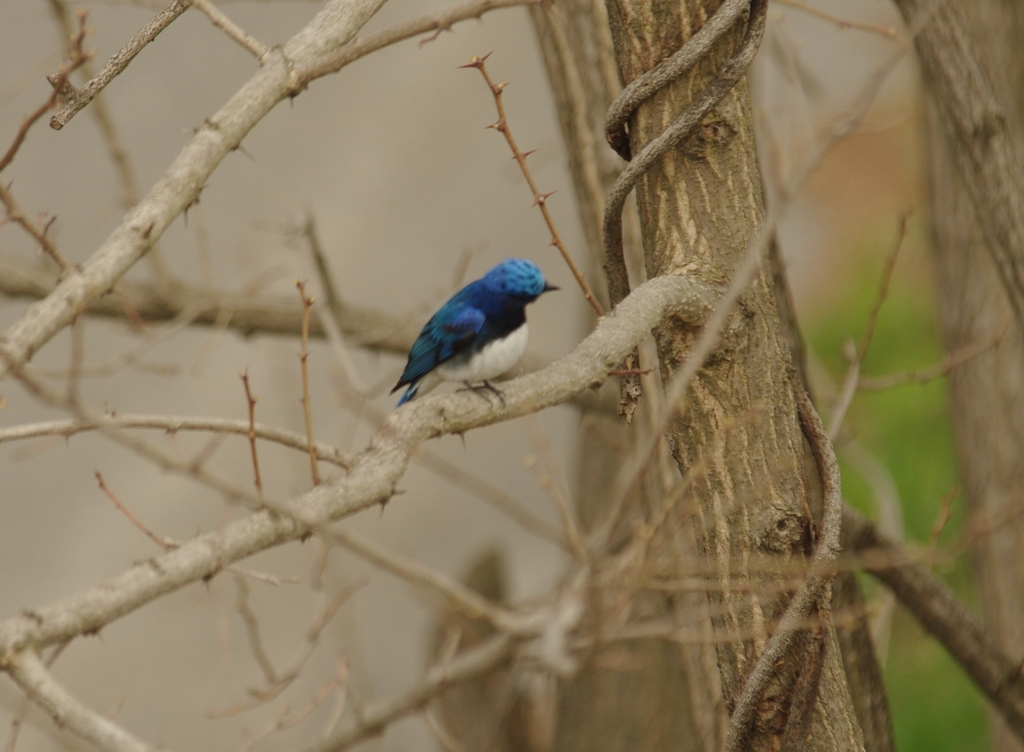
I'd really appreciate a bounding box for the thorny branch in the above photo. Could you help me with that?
[1,12,91,273]
[0,271,715,720]
[6,649,159,752]
[96,472,174,550]
[240,369,264,492]
[0,0,536,384]
[0,413,351,467]
[48,0,191,130]
[296,280,322,486]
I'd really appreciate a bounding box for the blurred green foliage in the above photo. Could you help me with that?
[806,235,989,751]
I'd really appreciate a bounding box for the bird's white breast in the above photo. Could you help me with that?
[438,324,529,383]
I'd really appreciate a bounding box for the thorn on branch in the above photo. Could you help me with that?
[456,51,492,69]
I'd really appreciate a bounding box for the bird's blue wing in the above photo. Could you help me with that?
[393,296,486,389]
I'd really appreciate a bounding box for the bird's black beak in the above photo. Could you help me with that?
[544,282,560,292]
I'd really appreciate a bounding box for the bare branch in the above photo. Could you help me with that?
[857,322,1008,390]
[776,0,901,41]
[6,649,160,752]
[45,0,172,280]
[332,389,566,546]
[96,472,174,550]
[0,14,90,273]
[240,369,264,492]
[190,0,272,62]
[48,0,192,130]
[296,281,322,485]
[332,528,526,633]
[0,413,351,468]
[0,252,416,356]
[828,212,910,440]
[844,506,1024,742]
[1,0,395,383]
[234,575,280,685]
[305,635,513,752]
[0,273,713,658]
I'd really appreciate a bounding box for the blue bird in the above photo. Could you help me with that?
[392,258,558,406]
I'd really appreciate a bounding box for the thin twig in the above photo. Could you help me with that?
[331,528,531,634]
[0,413,351,468]
[9,365,270,511]
[924,485,959,571]
[49,0,191,130]
[858,322,1008,390]
[0,13,90,273]
[210,577,365,717]
[828,212,910,440]
[1,14,89,171]
[296,280,322,486]
[524,415,587,561]
[240,369,263,493]
[236,676,343,752]
[776,0,901,41]
[190,0,271,62]
[6,649,160,752]
[234,575,280,685]
[305,634,514,752]
[461,54,604,317]
[96,472,174,550]
[300,213,368,394]
[46,0,172,281]
[303,214,342,312]
[332,387,566,546]
[3,642,68,752]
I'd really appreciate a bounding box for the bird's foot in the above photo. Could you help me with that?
[458,380,506,407]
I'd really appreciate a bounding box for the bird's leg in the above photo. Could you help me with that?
[481,380,506,407]
[457,381,505,407]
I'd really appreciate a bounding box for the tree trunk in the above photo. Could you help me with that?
[911,1,1024,750]
[529,4,727,751]
[603,0,863,748]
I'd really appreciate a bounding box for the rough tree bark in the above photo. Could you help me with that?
[904,1,1024,750]
[530,3,726,750]
[603,1,863,749]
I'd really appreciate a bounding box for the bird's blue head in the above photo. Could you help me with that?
[481,259,558,301]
